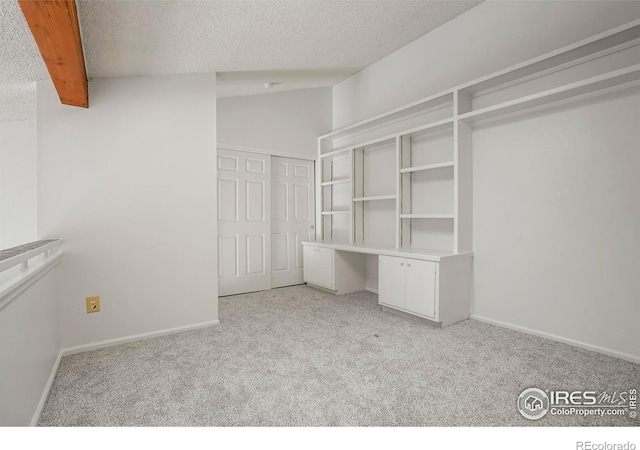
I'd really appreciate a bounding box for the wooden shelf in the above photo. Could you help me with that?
[321,179,349,187]
[400,214,454,219]
[321,211,350,216]
[459,64,640,123]
[400,161,454,174]
[353,195,396,202]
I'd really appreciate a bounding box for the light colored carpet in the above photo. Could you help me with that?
[38,285,639,426]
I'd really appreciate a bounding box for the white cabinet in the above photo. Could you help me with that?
[302,244,366,294]
[378,255,437,320]
[303,246,334,289]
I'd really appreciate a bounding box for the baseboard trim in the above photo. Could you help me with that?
[30,350,63,427]
[60,320,220,357]
[470,314,640,365]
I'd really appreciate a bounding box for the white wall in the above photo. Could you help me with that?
[217,88,332,159]
[333,1,640,128]
[0,265,60,426]
[472,89,640,361]
[37,75,218,348]
[0,119,37,249]
[333,2,640,361]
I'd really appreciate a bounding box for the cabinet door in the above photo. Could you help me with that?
[405,259,437,319]
[303,246,334,289]
[378,255,405,309]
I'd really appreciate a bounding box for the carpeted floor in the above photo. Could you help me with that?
[38,285,639,426]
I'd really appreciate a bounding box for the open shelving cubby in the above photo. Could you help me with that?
[319,148,352,242]
[352,137,397,247]
[398,121,456,254]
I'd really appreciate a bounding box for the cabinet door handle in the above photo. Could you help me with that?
[407,263,411,267]
[400,262,404,266]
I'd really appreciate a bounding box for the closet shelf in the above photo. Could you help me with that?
[400,161,454,174]
[353,195,397,202]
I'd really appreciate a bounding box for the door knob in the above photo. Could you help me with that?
[311,225,315,229]
[407,263,411,267]
[400,262,404,266]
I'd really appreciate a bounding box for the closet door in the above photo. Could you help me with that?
[218,149,271,296]
[271,157,315,288]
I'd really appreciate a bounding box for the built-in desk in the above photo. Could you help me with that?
[302,241,472,327]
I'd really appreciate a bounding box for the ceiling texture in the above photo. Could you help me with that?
[0,0,479,121]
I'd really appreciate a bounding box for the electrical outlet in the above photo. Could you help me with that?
[86,296,100,313]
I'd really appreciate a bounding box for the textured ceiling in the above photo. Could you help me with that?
[78,1,479,97]
[0,0,479,120]
[0,0,47,122]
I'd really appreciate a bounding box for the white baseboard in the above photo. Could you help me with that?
[470,314,640,365]
[61,320,220,357]
[30,350,63,427]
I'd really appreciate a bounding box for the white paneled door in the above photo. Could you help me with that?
[217,149,271,296]
[271,156,316,288]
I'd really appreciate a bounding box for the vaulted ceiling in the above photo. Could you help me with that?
[0,0,480,121]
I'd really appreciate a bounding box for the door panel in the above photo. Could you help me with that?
[218,149,271,296]
[405,259,437,319]
[271,156,315,288]
[378,255,405,309]
[271,232,289,272]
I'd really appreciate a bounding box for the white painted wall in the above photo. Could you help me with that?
[0,265,60,426]
[217,88,332,159]
[0,119,37,249]
[473,89,640,362]
[37,75,218,348]
[333,2,640,361]
[333,1,640,128]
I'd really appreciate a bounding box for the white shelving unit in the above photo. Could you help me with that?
[306,18,640,326]
[314,17,640,258]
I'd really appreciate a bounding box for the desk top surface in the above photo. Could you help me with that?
[302,241,472,262]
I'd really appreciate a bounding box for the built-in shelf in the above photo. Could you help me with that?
[321,179,350,187]
[316,18,640,254]
[459,63,640,123]
[321,211,350,216]
[400,161,454,174]
[353,195,397,202]
[400,214,454,219]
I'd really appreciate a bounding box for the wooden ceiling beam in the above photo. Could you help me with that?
[19,0,88,108]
